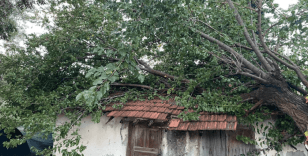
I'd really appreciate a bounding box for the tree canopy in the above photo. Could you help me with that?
[0,0,308,155]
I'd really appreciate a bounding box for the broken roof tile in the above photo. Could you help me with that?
[157,113,168,120]
[177,122,190,130]
[157,107,166,113]
[169,119,181,128]
[135,111,145,118]
[188,122,199,131]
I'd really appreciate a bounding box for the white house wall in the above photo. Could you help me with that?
[54,114,308,156]
[254,118,308,156]
[55,114,128,156]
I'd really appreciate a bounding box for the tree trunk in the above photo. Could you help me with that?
[248,77,308,134]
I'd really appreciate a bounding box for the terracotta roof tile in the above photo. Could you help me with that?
[226,122,237,130]
[177,122,190,130]
[162,104,171,107]
[143,103,152,107]
[142,107,152,111]
[135,106,144,111]
[209,115,218,121]
[188,109,194,113]
[155,103,164,107]
[164,109,173,114]
[127,111,139,117]
[119,111,131,117]
[169,105,178,109]
[113,111,125,117]
[157,107,166,113]
[169,119,181,128]
[104,106,114,111]
[217,121,227,129]
[107,111,118,117]
[142,112,155,119]
[149,112,161,119]
[207,122,218,130]
[157,113,168,120]
[188,122,199,131]
[226,115,237,122]
[135,111,145,118]
[199,115,209,121]
[150,107,159,112]
[171,110,182,115]
[217,115,227,121]
[122,106,130,111]
[177,106,185,110]
[198,122,208,130]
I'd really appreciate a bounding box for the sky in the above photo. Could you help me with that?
[0,0,299,54]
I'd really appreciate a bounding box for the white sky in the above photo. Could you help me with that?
[0,0,299,54]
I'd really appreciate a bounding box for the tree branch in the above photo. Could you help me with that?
[192,27,267,79]
[238,72,268,83]
[110,83,153,90]
[255,1,308,88]
[245,100,263,117]
[227,0,273,72]
[136,59,191,83]
[287,82,308,96]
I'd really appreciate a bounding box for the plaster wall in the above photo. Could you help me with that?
[54,114,128,156]
[255,119,308,156]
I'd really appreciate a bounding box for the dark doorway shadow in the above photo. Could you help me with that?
[0,128,32,156]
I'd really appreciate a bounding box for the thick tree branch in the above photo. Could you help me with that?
[287,82,308,96]
[245,100,263,117]
[227,0,273,72]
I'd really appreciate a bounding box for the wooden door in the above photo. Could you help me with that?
[130,124,162,156]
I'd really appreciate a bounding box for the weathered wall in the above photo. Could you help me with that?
[54,114,128,156]
[161,129,255,156]
[255,118,308,156]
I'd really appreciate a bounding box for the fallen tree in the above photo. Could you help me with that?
[0,0,308,155]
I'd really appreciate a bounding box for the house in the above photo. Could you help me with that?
[55,97,257,156]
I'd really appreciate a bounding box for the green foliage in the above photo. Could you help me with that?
[0,0,307,155]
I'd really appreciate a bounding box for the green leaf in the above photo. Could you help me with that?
[93,79,103,85]
[138,74,145,83]
[76,93,83,101]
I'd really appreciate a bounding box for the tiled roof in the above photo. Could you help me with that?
[104,98,237,131]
